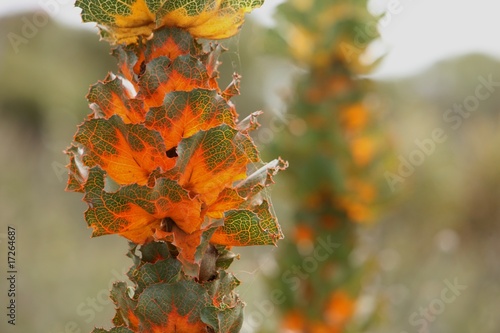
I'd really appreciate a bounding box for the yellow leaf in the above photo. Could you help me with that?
[76,0,264,44]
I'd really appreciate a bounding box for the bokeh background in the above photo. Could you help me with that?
[1,1,500,332]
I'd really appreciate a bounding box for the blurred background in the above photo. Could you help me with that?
[1,1,500,332]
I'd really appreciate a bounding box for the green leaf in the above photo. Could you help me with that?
[135,281,211,331]
[137,240,172,263]
[130,258,182,295]
[110,282,138,329]
[202,271,243,332]
[212,200,283,246]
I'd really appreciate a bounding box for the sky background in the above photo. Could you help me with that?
[1,0,500,78]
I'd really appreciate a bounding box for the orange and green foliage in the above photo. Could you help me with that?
[66,1,285,332]
[92,242,247,333]
[263,1,389,332]
[76,0,265,43]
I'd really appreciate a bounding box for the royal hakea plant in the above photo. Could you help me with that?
[263,1,389,332]
[65,1,286,332]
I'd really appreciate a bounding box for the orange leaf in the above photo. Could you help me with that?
[145,89,236,151]
[88,75,145,124]
[138,55,217,108]
[83,167,203,244]
[75,115,175,185]
[174,125,258,205]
